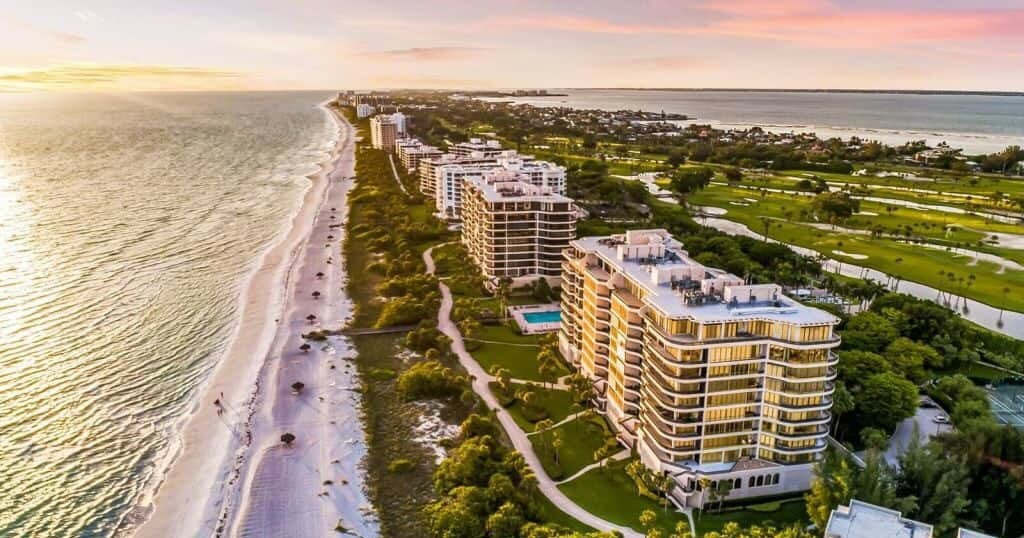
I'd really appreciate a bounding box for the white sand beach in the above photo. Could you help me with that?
[136,104,374,538]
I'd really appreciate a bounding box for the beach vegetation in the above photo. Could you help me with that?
[424,414,606,538]
[397,360,467,401]
[388,459,416,474]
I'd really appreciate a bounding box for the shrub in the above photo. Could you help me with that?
[388,458,416,473]
[397,360,466,401]
[366,367,397,381]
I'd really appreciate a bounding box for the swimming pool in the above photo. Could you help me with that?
[523,310,561,324]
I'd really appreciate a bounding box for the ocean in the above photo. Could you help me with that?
[495,89,1024,154]
[0,91,335,537]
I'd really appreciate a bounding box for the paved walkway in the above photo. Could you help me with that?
[423,246,643,538]
[525,411,587,437]
[387,154,410,196]
[556,449,631,485]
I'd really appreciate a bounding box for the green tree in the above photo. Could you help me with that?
[665,152,686,168]
[860,427,889,451]
[837,350,891,388]
[897,434,972,537]
[638,509,658,535]
[485,502,523,538]
[857,372,918,432]
[832,381,855,437]
[841,312,899,353]
[806,450,854,530]
[884,337,939,383]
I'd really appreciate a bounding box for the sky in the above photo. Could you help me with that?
[1,0,1023,92]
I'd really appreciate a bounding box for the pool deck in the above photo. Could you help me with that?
[510,303,561,335]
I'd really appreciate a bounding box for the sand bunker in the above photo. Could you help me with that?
[832,250,869,260]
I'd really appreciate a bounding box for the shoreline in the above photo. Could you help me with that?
[135,102,371,537]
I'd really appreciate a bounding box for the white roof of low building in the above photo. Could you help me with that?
[825,500,933,538]
[958,530,996,538]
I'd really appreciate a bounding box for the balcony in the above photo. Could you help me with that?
[641,384,702,413]
[762,412,830,426]
[766,439,828,454]
[760,425,829,440]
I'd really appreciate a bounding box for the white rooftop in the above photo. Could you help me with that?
[572,229,838,325]
[825,501,933,538]
[468,173,572,203]
[958,530,996,538]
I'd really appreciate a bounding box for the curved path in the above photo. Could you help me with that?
[423,246,643,538]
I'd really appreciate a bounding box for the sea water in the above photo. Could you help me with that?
[0,91,335,537]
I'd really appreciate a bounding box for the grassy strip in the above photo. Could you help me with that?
[693,498,808,535]
[531,413,617,480]
[501,384,578,432]
[558,459,690,535]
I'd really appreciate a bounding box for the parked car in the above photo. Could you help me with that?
[932,415,950,424]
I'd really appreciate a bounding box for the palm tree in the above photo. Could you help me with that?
[300,343,311,353]
[316,271,325,279]
[281,432,296,447]
[495,277,513,322]
[312,291,321,300]
[999,286,1010,327]
[291,381,305,394]
[306,314,317,324]
[892,257,903,291]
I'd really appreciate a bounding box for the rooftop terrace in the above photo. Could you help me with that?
[572,230,838,325]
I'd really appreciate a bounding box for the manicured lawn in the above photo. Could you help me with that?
[503,385,577,432]
[532,413,617,480]
[558,459,690,535]
[471,324,570,381]
[694,498,809,535]
[534,494,595,533]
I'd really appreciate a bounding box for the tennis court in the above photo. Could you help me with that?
[988,383,1024,429]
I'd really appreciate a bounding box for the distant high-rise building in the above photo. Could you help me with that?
[369,115,397,151]
[356,103,375,119]
[461,171,576,286]
[435,153,565,219]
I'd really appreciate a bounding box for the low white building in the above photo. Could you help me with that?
[450,137,504,157]
[395,138,442,174]
[826,500,995,538]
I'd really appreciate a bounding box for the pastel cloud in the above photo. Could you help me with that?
[358,46,488,62]
[484,15,689,35]
[705,8,1024,48]
[480,6,1024,49]
[0,64,244,91]
[621,56,705,71]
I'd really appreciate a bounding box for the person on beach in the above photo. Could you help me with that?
[214,399,223,416]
